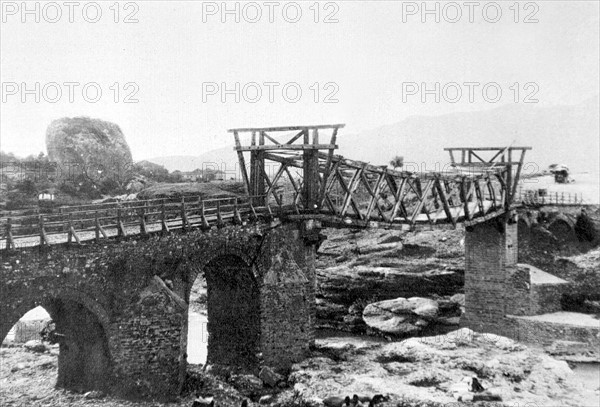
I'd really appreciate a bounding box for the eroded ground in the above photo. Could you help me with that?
[2,328,598,407]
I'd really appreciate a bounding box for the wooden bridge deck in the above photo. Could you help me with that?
[1,124,532,250]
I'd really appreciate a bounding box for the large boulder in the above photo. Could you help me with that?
[363,297,440,336]
[46,117,133,194]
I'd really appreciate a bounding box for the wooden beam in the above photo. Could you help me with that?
[228,124,345,133]
[339,167,364,217]
[436,179,456,227]
[388,178,409,223]
[233,131,251,192]
[236,144,338,151]
[444,147,532,151]
[334,168,363,219]
[286,130,304,145]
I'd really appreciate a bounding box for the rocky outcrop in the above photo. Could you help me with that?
[363,296,462,336]
[316,228,464,333]
[46,117,133,193]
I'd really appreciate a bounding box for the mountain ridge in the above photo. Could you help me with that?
[146,96,599,175]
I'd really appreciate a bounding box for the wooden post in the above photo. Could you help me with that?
[39,215,45,246]
[67,213,73,243]
[5,218,14,250]
[161,199,169,233]
[95,211,100,242]
[303,129,320,212]
[216,200,224,228]
[249,201,258,222]
[67,214,81,245]
[140,202,147,235]
[233,197,242,225]
[117,208,127,237]
[200,199,210,230]
[117,208,122,237]
[181,197,188,231]
[248,130,265,206]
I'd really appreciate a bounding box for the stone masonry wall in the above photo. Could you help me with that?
[461,216,518,335]
[1,220,319,398]
[506,315,600,349]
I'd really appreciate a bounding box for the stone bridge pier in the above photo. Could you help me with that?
[0,221,319,399]
[461,213,521,335]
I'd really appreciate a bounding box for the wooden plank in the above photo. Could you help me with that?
[264,152,303,168]
[228,124,345,133]
[236,144,338,151]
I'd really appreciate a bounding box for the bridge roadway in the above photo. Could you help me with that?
[1,124,530,249]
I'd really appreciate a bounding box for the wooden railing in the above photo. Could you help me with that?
[1,193,299,250]
[515,188,585,206]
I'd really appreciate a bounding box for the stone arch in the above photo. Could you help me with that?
[548,214,577,243]
[0,285,113,392]
[192,245,259,282]
[198,253,261,370]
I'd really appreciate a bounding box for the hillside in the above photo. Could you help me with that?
[146,96,599,175]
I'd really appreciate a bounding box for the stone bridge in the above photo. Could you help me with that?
[1,221,318,398]
[1,124,541,399]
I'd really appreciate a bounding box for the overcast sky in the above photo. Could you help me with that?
[1,0,598,160]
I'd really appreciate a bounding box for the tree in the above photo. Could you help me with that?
[390,155,404,170]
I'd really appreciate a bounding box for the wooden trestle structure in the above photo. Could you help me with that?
[1,124,531,249]
[230,124,530,229]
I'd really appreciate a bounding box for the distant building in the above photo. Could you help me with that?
[180,169,225,182]
[38,188,56,201]
[180,172,201,182]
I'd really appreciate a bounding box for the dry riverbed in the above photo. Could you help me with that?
[2,328,598,407]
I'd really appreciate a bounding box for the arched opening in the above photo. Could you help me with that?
[202,255,260,370]
[1,297,112,397]
[187,274,208,365]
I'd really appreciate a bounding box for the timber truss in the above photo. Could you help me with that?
[230,125,531,229]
